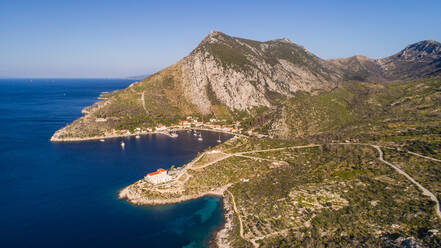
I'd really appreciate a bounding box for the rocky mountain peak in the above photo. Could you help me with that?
[181,31,343,114]
[199,30,228,45]
[272,37,294,44]
[208,30,225,36]
[206,30,227,40]
[396,40,441,60]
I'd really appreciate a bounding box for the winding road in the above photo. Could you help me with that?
[372,145,441,221]
[167,140,441,247]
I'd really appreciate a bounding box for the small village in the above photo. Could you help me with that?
[99,115,267,139]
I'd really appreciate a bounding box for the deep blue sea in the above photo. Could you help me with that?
[0,79,231,248]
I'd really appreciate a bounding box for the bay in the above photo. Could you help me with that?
[0,79,230,248]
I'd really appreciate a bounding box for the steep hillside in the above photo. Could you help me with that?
[180,31,342,113]
[378,40,441,80]
[272,78,441,140]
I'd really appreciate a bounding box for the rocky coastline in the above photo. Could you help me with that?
[50,127,241,142]
[50,130,174,142]
[118,181,235,247]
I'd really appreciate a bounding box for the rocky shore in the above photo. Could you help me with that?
[214,194,234,248]
[118,181,234,247]
[118,185,226,206]
[50,130,175,142]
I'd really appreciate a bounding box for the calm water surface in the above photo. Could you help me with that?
[0,79,231,248]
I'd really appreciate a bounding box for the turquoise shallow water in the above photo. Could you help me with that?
[0,79,231,248]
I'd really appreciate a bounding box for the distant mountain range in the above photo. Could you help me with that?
[330,40,441,82]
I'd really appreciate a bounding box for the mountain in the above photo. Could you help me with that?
[179,30,342,113]
[328,55,387,82]
[51,32,441,141]
[378,40,441,80]
[330,40,441,82]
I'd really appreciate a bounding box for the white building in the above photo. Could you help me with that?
[145,168,172,184]
[156,125,167,131]
[207,150,221,154]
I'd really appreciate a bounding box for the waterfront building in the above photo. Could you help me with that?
[145,168,172,184]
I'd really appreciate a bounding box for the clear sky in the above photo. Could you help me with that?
[1,0,441,78]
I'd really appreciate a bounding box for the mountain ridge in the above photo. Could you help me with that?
[330,39,441,82]
[51,31,441,141]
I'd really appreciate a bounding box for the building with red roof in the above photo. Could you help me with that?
[145,168,172,184]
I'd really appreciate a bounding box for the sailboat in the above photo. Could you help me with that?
[120,141,125,148]
[217,134,221,143]
[197,133,203,141]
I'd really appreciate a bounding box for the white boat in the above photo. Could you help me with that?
[170,132,178,138]
[100,139,105,142]
[121,141,125,148]
[135,135,140,139]
[217,134,221,143]
[197,133,203,141]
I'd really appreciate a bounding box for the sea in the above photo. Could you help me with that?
[0,79,232,248]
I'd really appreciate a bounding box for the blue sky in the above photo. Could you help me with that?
[1,0,441,78]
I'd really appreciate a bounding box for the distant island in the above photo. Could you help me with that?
[52,31,441,247]
[126,74,151,81]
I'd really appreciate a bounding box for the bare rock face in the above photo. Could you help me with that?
[179,31,343,113]
[378,40,441,80]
